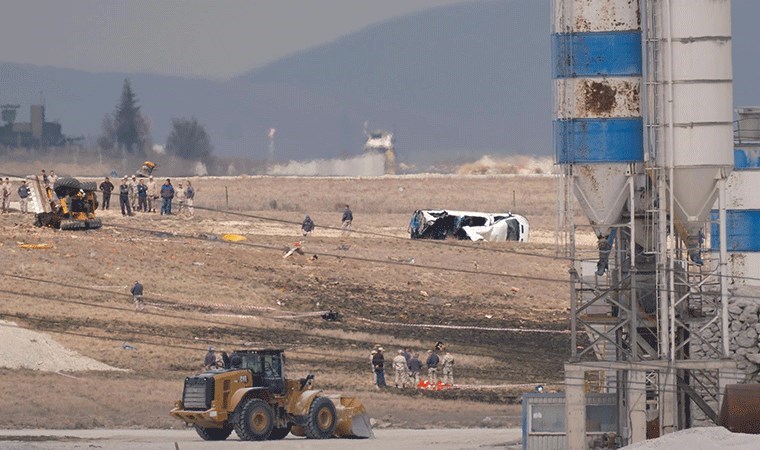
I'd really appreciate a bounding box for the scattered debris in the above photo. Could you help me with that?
[121,343,137,351]
[17,243,53,249]
[197,233,218,241]
[321,310,341,321]
[283,241,304,258]
[420,290,429,297]
[337,244,350,251]
[388,256,415,264]
[485,315,493,319]
[192,261,205,266]
[309,254,319,261]
[221,233,246,242]
[511,286,520,292]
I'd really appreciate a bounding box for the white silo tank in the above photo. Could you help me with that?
[553,0,644,271]
[660,0,734,263]
[712,108,760,286]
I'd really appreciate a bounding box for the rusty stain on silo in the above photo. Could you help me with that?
[584,81,618,115]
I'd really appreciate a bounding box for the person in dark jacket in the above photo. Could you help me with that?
[99,177,114,210]
[301,215,315,236]
[130,280,144,311]
[119,177,132,216]
[137,179,148,212]
[341,204,353,236]
[17,180,30,213]
[229,352,242,369]
[203,346,216,370]
[160,179,174,215]
[408,352,422,385]
[426,349,440,385]
[372,347,387,388]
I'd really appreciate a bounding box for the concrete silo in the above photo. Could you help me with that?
[555,1,740,448]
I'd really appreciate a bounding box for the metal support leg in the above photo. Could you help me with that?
[565,364,586,450]
[628,370,647,444]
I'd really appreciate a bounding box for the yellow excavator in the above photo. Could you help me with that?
[32,176,101,230]
[170,348,373,441]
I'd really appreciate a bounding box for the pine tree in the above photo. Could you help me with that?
[166,117,214,161]
[114,79,142,153]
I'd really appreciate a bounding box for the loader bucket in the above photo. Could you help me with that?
[326,394,374,439]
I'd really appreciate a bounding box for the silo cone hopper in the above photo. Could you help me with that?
[573,165,631,275]
[671,166,727,266]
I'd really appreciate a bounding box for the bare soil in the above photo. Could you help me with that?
[0,174,593,429]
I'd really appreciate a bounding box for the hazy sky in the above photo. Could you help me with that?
[0,0,474,79]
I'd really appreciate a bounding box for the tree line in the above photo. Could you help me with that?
[98,79,213,161]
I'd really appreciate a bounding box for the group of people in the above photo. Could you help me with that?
[298,204,353,237]
[101,176,195,217]
[1,169,68,214]
[371,345,455,389]
[203,346,242,370]
[1,176,39,214]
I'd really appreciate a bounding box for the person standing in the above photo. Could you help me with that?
[130,280,144,311]
[426,349,439,386]
[175,182,186,214]
[441,350,455,386]
[204,346,216,370]
[137,179,148,212]
[301,215,315,236]
[372,347,387,388]
[341,204,353,236]
[99,177,114,210]
[185,180,195,216]
[48,170,58,187]
[160,179,174,215]
[1,178,10,213]
[129,176,138,210]
[408,352,422,386]
[119,177,132,216]
[40,169,49,186]
[147,176,158,213]
[17,180,30,213]
[369,350,378,385]
[393,350,410,389]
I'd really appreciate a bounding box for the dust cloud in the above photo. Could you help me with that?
[268,153,386,176]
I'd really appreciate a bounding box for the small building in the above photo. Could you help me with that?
[0,104,65,147]
[522,392,618,450]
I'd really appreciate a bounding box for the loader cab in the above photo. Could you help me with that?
[235,349,286,394]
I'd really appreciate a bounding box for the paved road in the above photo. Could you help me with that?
[0,428,522,449]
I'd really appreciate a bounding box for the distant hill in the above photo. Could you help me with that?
[1,0,759,164]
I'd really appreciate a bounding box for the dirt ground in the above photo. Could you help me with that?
[0,174,593,430]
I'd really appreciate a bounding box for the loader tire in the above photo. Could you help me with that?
[194,424,232,441]
[303,396,337,439]
[85,218,102,229]
[268,424,291,440]
[60,220,85,230]
[53,177,81,197]
[80,181,98,192]
[234,398,273,441]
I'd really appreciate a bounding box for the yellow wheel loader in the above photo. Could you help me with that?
[170,349,373,441]
[32,176,101,230]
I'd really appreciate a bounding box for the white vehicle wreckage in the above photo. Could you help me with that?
[408,210,529,242]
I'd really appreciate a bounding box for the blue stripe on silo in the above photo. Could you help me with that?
[735,148,760,170]
[554,118,644,163]
[710,210,760,252]
[552,31,642,79]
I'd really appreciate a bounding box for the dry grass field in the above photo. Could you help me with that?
[0,173,594,430]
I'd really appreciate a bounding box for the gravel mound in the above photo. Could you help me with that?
[623,426,760,449]
[0,320,123,372]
